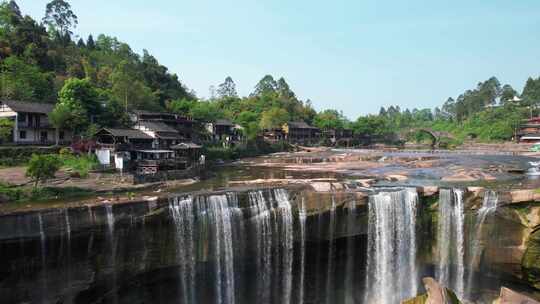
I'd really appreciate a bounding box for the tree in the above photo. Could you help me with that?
[190,101,223,122]
[110,60,159,112]
[477,77,501,106]
[26,154,61,188]
[58,78,101,120]
[0,117,13,142]
[259,107,289,130]
[313,109,346,130]
[251,75,277,97]
[522,77,540,106]
[500,84,518,104]
[43,0,78,37]
[217,76,237,98]
[76,37,84,47]
[167,98,196,115]
[49,98,87,139]
[276,77,295,99]
[86,34,95,49]
[0,56,55,101]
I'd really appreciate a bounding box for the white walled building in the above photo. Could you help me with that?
[0,100,73,145]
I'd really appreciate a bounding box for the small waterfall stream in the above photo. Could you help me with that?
[325,196,337,304]
[466,190,499,299]
[169,196,196,304]
[364,188,419,304]
[105,205,118,304]
[344,199,357,304]
[298,196,307,304]
[437,189,465,298]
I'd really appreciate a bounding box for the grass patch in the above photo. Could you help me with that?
[59,154,99,178]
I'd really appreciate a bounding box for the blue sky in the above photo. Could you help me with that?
[17,0,540,119]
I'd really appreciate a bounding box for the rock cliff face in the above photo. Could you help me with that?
[0,186,539,303]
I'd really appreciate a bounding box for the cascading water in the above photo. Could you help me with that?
[169,196,196,304]
[104,205,118,304]
[167,189,298,304]
[344,199,357,304]
[274,189,294,304]
[249,190,273,303]
[325,195,337,304]
[38,213,47,303]
[466,190,499,299]
[297,196,307,304]
[208,194,236,304]
[436,189,465,298]
[364,188,419,304]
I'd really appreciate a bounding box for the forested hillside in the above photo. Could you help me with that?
[1,0,539,144]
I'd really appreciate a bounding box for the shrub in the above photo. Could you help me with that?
[25,154,62,188]
[60,154,98,178]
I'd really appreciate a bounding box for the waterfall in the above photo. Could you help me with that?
[105,205,115,236]
[275,189,294,304]
[64,209,71,242]
[325,196,337,304]
[364,188,419,304]
[104,205,118,304]
[436,189,465,298]
[249,190,273,303]
[466,190,498,299]
[298,196,307,304]
[208,194,236,304]
[344,199,357,304]
[38,213,47,304]
[170,196,196,304]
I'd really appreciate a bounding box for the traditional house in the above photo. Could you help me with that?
[282,121,320,145]
[130,110,196,141]
[262,128,285,143]
[94,128,154,151]
[133,121,184,149]
[518,117,540,143]
[323,128,354,146]
[205,119,242,143]
[94,128,154,169]
[171,142,202,166]
[0,100,72,145]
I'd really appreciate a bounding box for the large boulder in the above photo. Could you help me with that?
[401,277,461,304]
[496,287,539,304]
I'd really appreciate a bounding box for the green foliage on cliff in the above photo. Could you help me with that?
[522,228,540,289]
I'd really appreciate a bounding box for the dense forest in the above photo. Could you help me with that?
[1,0,540,144]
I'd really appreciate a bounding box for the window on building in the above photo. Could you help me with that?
[17,114,25,122]
[40,131,48,142]
[59,131,65,140]
[19,131,26,139]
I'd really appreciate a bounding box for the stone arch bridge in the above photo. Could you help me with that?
[402,128,455,148]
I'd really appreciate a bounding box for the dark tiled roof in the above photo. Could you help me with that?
[3,100,55,114]
[99,128,153,140]
[214,119,234,126]
[171,142,202,149]
[287,121,318,129]
[138,121,179,133]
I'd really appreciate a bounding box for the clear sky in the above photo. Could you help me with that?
[16,0,540,119]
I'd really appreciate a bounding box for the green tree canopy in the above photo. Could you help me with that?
[217,76,237,98]
[43,0,78,37]
[313,109,346,130]
[259,107,289,130]
[26,154,61,188]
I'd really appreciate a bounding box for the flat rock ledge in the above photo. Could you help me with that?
[402,278,540,304]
